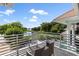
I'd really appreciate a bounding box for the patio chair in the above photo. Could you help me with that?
[26,40,54,56]
[44,40,54,56]
[34,42,54,56]
[26,46,45,56]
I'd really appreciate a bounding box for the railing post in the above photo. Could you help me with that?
[60,34,62,47]
[16,35,19,56]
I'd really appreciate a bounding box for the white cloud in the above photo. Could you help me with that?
[29,16,38,22]
[24,17,27,19]
[30,9,48,15]
[32,16,38,19]
[3,19,17,23]
[0,9,15,16]
[29,19,37,22]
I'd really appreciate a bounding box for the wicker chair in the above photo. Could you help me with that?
[26,41,54,56]
[26,46,45,56]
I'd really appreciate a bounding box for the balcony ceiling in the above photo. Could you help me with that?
[54,16,79,25]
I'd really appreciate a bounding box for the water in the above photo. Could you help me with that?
[24,32,32,36]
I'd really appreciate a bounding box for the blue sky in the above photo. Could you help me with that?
[0,3,73,28]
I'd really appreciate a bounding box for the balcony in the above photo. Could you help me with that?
[0,32,79,56]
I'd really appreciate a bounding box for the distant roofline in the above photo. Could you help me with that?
[53,8,76,22]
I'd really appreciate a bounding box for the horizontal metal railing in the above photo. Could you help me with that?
[0,34,28,55]
[0,32,79,55]
[40,32,79,54]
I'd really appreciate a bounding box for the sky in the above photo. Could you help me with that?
[0,3,73,28]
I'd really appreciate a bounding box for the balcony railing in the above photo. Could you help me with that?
[0,32,79,56]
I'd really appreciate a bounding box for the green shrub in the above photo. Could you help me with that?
[37,34,46,40]
[23,36,31,41]
[5,27,24,35]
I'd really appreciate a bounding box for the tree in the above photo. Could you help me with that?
[0,24,9,34]
[50,22,67,33]
[32,22,67,33]
[51,24,59,33]
[10,22,22,28]
[32,26,40,31]
[0,22,27,35]
[5,27,24,35]
[40,22,52,32]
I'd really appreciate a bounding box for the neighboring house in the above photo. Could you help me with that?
[53,4,79,46]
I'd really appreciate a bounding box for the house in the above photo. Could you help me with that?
[53,4,79,46]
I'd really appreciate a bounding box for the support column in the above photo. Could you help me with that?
[66,23,76,51]
[71,23,76,46]
[66,24,71,44]
[63,24,71,51]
